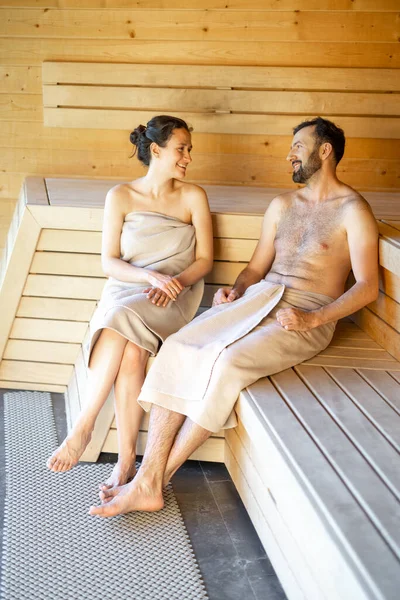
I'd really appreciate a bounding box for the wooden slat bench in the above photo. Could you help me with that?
[1,176,399,598]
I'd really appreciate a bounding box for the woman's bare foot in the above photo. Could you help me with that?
[99,460,137,491]
[46,427,92,473]
[89,478,164,517]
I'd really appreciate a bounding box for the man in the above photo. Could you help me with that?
[89,117,379,518]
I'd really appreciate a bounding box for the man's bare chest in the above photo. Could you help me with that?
[274,208,344,256]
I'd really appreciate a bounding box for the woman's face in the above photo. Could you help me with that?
[155,128,192,179]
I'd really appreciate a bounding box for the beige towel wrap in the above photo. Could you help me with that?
[88,211,204,362]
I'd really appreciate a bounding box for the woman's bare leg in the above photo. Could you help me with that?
[100,342,149,489]
[47,329,128,472]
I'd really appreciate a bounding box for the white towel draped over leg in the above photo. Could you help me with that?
[139,283,336,433]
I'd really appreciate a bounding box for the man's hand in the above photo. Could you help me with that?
[212,287,241,306]
[144,287,171,307]
[276,308,319,331]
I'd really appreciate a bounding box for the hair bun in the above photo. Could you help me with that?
[130,124,147,146]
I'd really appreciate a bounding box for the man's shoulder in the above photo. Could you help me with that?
[266,189,296,212]
[340,187,373,215]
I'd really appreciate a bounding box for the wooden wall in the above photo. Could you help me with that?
[1,0,400,252]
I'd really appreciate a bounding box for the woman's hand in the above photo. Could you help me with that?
[144,287,171,307]
[145,270,183,301]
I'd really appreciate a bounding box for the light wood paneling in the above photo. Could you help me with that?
[2,39,399,69]
[1,1,399,10]
[2,122,400,161]
[3,10,400,43]
[0,65,41,94]
[44,86,400,117]
[42,62,400,92]
[17,296,96,321]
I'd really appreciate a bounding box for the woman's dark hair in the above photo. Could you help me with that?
[293,117,346,165]
[129,115,192,166]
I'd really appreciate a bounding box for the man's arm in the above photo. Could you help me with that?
[213,197,282,305]
[277,198,379,331]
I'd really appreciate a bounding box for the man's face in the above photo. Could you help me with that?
[287,126,322,184]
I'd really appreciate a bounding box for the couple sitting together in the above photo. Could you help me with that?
[47,114,379,518]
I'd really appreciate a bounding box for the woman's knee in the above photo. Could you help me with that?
[119,342,148,374]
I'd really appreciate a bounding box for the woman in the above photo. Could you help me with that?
[46,115,213,489]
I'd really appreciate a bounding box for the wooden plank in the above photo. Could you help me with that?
[36,229,256,262]
[325,367,400,452]
[212,213,262,239]
[28,205,104,230]
[10,317,88,343]
[41,178,400,219]
[351,307,400,362]
[2,123,400,161]
[101,429,225,462]
[31,251,105,278]
[13,148,395,189]
[0,198,41,361]
[271,368,400,558]
[23,274,105,300]
[357,369,400,415]
[0,93,42,122]
[37,229,102,253]
[28,205,264,238]
[8,38,400,69]
[385,221,400,232]
[329,336,381,350]
[367,291,400,332]
[0,380,65,393]
[4,339,81,364]
[17,296,97,321]
[24,176,49,205]
[43,62,400,91]
[379,237,400,278]
[379,267,400,304]
[44,84,400,117]
[378,221,400,247]
[225,431,312,600]
[44,108,400,139]
[303,355,400,371]
[241,383,400,599]
[2,0,399,10]
[5,10,398,43]
[206,262,243,285]
[0,360,72,385]
[296,366,400,499]
[0,65,41,94]
[318,346,393,361]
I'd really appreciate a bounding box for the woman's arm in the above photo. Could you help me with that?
[176,185,214,287]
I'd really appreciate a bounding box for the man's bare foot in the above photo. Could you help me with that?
[46,427,92,473]
[89,479,164,517]
[99,460,137,491]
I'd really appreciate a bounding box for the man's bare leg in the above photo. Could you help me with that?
[47,329,128,473]
[163,419,212,486]
[100,342,149,489]
[89,405,185,517]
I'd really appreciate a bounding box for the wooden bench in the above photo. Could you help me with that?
[1,176,399,598]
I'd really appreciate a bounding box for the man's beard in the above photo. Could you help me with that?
[292,148,322,183]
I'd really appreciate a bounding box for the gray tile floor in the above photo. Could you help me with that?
[0,389,286,600]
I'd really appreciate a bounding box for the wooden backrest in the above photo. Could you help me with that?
[42,62,400,138]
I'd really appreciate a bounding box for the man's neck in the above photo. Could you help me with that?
[303,170,343,203]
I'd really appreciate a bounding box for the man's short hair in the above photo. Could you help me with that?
[293,117,346,165]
